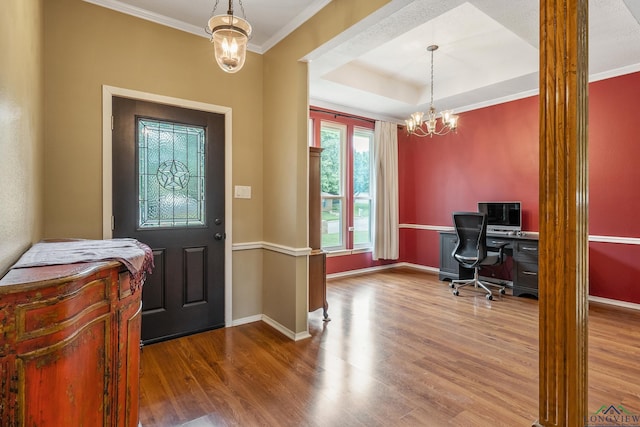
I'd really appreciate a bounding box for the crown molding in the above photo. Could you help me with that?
[82,0,331,55]
[83,0,210,38]
[260,0,332,54]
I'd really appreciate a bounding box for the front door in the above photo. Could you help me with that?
[112,96,225,343]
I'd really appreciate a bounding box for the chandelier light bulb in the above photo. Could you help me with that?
[215,31,241,69]
[411,112,424,126]
[405,118,414,132]
[447,114,459,129]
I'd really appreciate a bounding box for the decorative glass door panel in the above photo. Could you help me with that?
[137,119,206,228]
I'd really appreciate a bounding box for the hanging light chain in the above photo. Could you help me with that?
[210,0,220,16]
[206,0,250,36]
[427,45,438,108]
[209,0,247,20]
[430,47,435,108]
[238,0,247,20]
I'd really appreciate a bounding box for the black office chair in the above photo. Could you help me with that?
[449,212,507,300]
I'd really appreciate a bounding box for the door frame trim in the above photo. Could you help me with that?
[101,85,233,326]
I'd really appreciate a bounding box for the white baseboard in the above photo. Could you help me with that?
[326,262,439,279]
[261,315,311,341]
[326,263,399,279]
[231,314,263,327]
[394,262,440,274]
[588,295,640,311]
[230,314,312,340]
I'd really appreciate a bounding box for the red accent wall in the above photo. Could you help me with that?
[328,71,640,305]
[399,96,540,229]
[590,243,640,303]
[589,73,640,236]
[325,253,395,275]
[586,72,640,303]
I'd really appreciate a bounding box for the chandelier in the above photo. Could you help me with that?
[405,45,459,137]
[206,0,252,74]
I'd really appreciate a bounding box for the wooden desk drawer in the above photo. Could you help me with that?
[515,261,539,289]
[514,241,538,262]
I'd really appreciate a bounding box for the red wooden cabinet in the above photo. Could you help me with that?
[0,261,142,426]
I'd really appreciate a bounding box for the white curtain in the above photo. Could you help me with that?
[372,121,399,260]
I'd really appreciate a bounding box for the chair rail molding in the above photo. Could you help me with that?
[232,241,311,257]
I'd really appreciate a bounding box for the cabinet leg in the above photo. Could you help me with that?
[322,303,331,322]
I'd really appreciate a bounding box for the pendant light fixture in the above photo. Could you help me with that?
[405,45,459,137]
[206,0,252,74]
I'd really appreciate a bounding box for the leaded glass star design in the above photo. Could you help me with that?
[157,160,190,190]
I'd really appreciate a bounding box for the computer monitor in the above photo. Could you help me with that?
[477,202,522,232]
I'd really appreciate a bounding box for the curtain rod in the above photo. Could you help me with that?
[309,108,376,124]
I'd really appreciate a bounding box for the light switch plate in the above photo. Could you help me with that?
[234,185,252,199]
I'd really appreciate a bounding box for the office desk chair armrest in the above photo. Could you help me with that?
[487,242,508,263]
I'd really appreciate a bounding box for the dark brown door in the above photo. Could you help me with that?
[112,96,225,344]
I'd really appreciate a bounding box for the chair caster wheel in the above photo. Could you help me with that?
[452,290,459,296]
[486,294,493,301]
[499,288,506,295]
[449,283,455,289]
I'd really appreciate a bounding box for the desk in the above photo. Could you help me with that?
[439,231,539,298]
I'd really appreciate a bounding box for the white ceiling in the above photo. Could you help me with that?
[84,0,640,123]
[82,0,332,52]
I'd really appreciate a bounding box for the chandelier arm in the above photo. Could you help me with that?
[432,127,451,136]
[411,126,429,137]
[406,116,455,137]
[409,128,452,138]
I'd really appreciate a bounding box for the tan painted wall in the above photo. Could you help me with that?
[38,0,392,333]
[43,0,263,242]
[262,250,297,329]
[261,0,391,333]
[0,0,44,275]
[232,249,263,320]
[43,0,263,320]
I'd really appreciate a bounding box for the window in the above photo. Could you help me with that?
[352,129,373,247]
[138,118,206,228]
[309,110,374,252]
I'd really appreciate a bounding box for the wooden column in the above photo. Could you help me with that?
[536,0,589,426]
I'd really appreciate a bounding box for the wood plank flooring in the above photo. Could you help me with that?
[138,269,640,426]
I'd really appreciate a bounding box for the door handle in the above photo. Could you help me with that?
[214,233,224,241]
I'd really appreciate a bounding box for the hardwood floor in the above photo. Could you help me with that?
[139,269,640,426]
